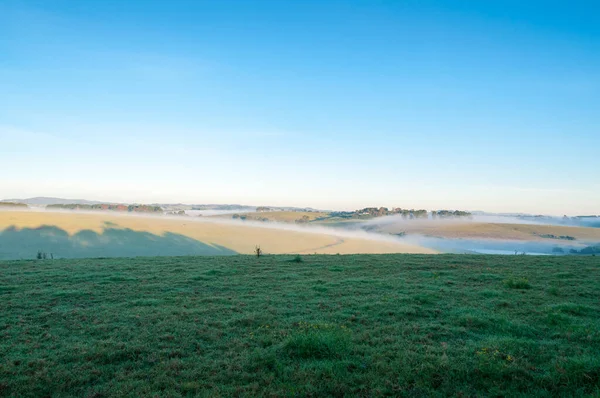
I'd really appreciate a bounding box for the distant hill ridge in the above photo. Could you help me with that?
[1,197,111,205]
[0,198,323,213]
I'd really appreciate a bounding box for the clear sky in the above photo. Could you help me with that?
[1,0,598,215]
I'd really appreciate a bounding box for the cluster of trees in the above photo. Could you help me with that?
[231,214,271,222]
[395,209,428,219]
[330,207,471,220]
[166,210,187,216]
[47,204,163,213]
[0,202,28,208]
[255,207,272,212]
[432,210,472,218]
[553,245,600,255]
[570,245,600,255]
[539,234,576,241]
[295,215,311,224]
[358,207,395,217]
[563,245,600,255]
[577,246,600,255]
[128,205,163,213]
[331,207,428,219]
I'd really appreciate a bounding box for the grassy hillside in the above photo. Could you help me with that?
[1,254,599,396]
[380,221,600,242]
[0,211,433,259]
[0,202,27,208]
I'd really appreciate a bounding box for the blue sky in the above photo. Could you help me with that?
[1,0,598,214]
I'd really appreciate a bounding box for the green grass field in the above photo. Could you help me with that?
[1,254,599,397]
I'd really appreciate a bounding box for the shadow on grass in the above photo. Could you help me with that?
[0,225,237,260]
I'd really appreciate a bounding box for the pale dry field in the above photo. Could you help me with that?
[380,220,600,242]
[0,210,434,255]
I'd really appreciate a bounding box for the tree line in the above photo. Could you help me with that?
[331,207,472,219]
[46,204,163,213]
[0,202,28,208]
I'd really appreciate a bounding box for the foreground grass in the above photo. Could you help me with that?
[1,254,599,397]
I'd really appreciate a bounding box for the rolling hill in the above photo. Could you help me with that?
[0,210,433,260]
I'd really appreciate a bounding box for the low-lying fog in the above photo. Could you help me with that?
[360,214,570,228]
[327,214,598,255]
[402,236,577,256]
[4,208,597,256]
[185,209,254,217]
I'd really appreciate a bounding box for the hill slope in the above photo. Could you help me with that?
[1,197,109,205]
[380,221,600,242]
[0,210,433,259]
[0,254,598,396]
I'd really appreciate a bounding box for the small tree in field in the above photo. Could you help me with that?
[254,245,262,258]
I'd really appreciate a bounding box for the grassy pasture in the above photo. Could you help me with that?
[1,254,599,396]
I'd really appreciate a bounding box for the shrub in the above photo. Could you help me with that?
[290,255,304,263]
[36,251,53,260]
[547,286,560,296]
[503,278,531,289]
[283,328,350,359]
